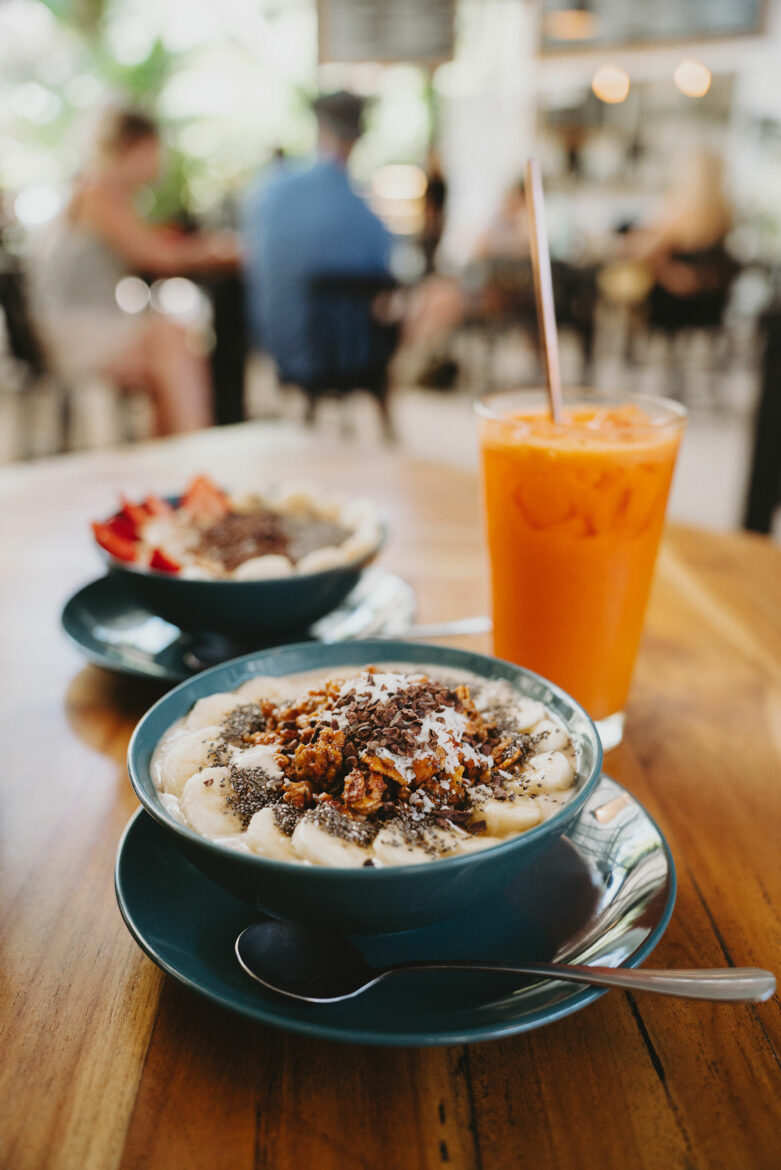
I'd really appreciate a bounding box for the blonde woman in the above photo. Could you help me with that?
[31,106,238,434]
[640,150,734,298]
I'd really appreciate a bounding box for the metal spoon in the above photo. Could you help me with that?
[235,920,775,1005]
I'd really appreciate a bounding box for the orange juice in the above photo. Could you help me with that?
[477,394,685,726]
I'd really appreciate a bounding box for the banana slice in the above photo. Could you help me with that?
[455,834,504,854]
[232,555,293,580]
[179,565,212,580]
[313,493,346,521]
[296,546,347,575]
[525,751,575,792]
[271,482,318,513]
[156,724,223,796]
[229,489,266,513]
[215,832,253,854]
[231,741,283,774]
[186,693,240,731]
[339,498,377,529]
[534,794,570,820]
[476,797,543,837]
[291,818,369,867]
[531,718,570,751]
[246,808,299,861]
[158,792,187,824]
[372,825,466,866]
[339,522,381,563]
[373,827,432,866]
[181,768,242,835]
[236,676,287,703]
[514,700,548,731]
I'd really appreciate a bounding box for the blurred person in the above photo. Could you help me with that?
[420,155,448,274]
[637,150,736,316]
[472,179,530,264]
[270,146,289,171]
[464,178,535,324]
[241,91,392,385]
[403,178,532,360]
[30,106,238,435]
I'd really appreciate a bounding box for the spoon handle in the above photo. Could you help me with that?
[386,962,776,1002]
[405,616,492,638]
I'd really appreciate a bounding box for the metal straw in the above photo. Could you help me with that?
[526,157,564,423]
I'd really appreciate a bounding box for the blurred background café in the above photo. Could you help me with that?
[2,0,780,539]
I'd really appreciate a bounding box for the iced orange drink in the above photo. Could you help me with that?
[477,392,685,746]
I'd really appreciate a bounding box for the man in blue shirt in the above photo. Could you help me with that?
[242,91,393,386]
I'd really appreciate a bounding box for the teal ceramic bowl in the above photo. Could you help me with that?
[96,513,385,636]
[127,641,603,934]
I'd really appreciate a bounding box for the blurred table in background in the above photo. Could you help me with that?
[1,421,779,1170]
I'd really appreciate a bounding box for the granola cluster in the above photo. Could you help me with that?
[212,670,543,849]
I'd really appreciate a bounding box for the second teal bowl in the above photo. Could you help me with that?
[127,640,603,933]
[98,523,384,637]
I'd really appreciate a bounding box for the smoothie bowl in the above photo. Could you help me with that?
[127,641,602,933]
[92,475,385,635]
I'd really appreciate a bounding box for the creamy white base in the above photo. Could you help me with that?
[151,665,579,867]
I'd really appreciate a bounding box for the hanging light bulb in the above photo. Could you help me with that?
[591,65,630,104]
[674,59,712,98]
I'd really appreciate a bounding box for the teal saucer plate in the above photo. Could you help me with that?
[115,775,676,1047]
[61,569,416,684]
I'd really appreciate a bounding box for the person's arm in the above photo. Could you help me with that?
[80,184,239,275]
[472,228,494,263]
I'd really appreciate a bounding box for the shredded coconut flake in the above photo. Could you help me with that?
[338,670,425,705]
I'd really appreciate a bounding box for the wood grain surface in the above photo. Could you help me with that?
[1,422,779,1170]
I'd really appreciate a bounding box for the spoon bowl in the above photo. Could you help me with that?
[236,920,380,1002]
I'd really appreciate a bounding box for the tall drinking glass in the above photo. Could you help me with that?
[476,391,686,749]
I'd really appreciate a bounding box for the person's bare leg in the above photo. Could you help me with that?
[144,316,212,435]
[403,276,466,346]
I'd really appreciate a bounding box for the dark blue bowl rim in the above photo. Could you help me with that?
[94,495,388,582]
[113,784,677,1046]
[127,640,604,878]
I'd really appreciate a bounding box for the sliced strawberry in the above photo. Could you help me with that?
[143,494,173,517]
[92,521,138,563]
[119,494,150,530]
[181,474,229,522]
[149,547,181,574]
[106,511,138,541]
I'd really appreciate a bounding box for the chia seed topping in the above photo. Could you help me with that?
[273,803,303,837]
[224,764,284,827]
[206,740,232,767]
[220,703,267,746]
[310,802,379,846]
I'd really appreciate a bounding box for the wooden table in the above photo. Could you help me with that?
[2,423,780,1170]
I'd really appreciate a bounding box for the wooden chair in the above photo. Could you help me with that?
[460,258,597,389]
[640,246,741,404]
[0,259,54,458]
